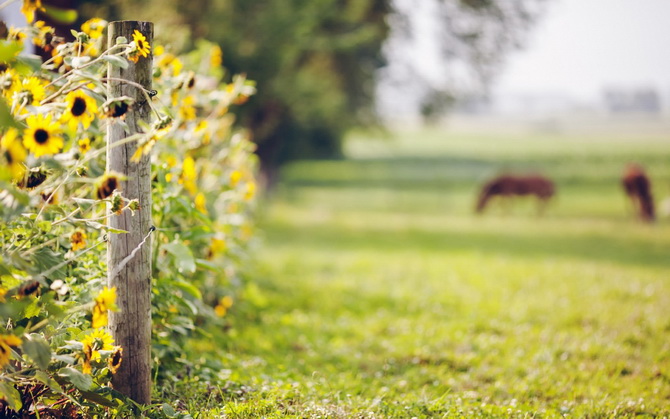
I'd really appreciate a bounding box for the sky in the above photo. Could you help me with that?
[492,0,670,105]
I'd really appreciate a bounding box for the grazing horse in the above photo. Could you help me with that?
[475,174,555,214]
[622,164,654,222]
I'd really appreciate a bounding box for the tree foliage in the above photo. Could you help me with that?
[382,0,547,120]
[80,0,545,177]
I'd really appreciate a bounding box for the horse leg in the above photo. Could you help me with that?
[626,193,640,218]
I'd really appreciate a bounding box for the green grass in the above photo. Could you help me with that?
[190,121,670,417]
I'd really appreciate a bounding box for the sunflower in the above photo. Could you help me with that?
[0,334,22,369]
[209,237,226,257]
[179,156,197,195]
[129,30,151,63]
[0,69,19,99]
[92,302,108,328]
[195,120,211,144]
[18,280,40,298]
[103,98,132,119]
[95,173,122,200]
[214,296,233,317]
[81,18,107,40]
[10,76,46,107]
[82,328,114,361]
[95,286,117,310]
[21,0,43,23]
[81,342,92,374]
[62,90,98,130]
[244,181,256,201]
[81,328,114,373]
[229,170,242,187]
[157,52,183,77]
[92,286,117,328]
[210,44,223,68]
[1,129,26,181]
[8,26,26,43]
[78,137,91,154]
[108,346,123,374]
[23,114,63,157]
[195,192,207,214]
[32,21,55,51]
[186,72,196,89]
[178,95,196,121]
[18,167,47,189]
[49,48,64,69]
[70,229,87,251]
[41,189,59,204]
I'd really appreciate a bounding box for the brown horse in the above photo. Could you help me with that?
[476,174,555,214]
[622,164,654,222]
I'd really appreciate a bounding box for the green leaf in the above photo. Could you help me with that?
[58,367,93,391]
[0,381,22,411]
[52,354,76,365]
[85,220,128,234]
[0,299,29,319]
[0,40,22,63]
[163,242,196,274]
[0,97,19,130]
[15,54,43,72]
[23,334,52,370]
[34,370,64,394]
[173,278,202,300]
[30,248,66,279]
[21,297,41,319]
[102,55,129,69]
[0,258,10,276]
[79,389,118,408]
[195,258,218,272]
[37,220,52,233]
[42,4,78,24]
[162,403,177,418]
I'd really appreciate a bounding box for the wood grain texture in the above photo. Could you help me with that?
[106,20,153,404]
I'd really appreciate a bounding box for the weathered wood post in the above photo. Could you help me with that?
[106,20,153,404]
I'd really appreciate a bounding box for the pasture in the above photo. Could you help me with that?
[193,116,670,417]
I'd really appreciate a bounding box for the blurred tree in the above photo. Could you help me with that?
[79,0,545,181]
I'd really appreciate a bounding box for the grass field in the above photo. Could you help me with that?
[194,117,670,417]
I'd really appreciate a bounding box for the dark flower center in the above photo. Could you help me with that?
[19,280,40,297]
[4,150,12,164]
[110,102,129,118]
[97,176,119,199]
[25,170,47,188]
[71,97,87,117]
[111,350,121,366]
[34,129,49,144]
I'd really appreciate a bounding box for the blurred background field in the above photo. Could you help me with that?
[280,115,670,220]
[197,117,670,417]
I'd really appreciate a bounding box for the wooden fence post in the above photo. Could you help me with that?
[106,20,153,404]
